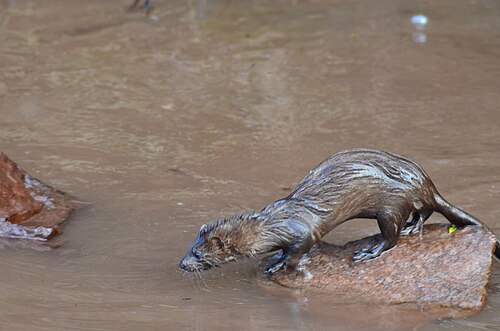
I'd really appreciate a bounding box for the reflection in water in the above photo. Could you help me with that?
[411,14,429,43]
[0,0,499,330]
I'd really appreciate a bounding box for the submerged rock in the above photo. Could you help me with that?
[266,224,496,311]
[0,153,73,244]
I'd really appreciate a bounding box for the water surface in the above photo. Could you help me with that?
[1,0,499,330]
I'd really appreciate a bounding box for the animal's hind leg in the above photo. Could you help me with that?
[401,212,420,235]
[353,212,406,262]
[401,210,432,239]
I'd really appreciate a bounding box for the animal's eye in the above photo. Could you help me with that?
[193,251,201,259]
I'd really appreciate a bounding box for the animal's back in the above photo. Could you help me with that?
[288,149,437,225]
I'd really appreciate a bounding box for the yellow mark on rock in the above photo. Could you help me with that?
[448,225,458,234]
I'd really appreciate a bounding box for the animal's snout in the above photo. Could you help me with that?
[179,256,196,272]
[179,257,188,270]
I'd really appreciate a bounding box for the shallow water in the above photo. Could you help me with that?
[0,0,499,330]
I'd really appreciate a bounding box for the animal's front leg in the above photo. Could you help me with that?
[266,249,288,274]
[267,235,315,274]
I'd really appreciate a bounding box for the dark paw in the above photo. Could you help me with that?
[353,242,386,262]
[400,227,414,235]
[401,225,420,235]
[354,247,370,254]
[266,261,286,274]
[353,251,378,262]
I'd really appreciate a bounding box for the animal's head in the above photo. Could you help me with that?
[179,222,231,272]
[179,212,264,272]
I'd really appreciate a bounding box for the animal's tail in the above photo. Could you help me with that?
[434,194,500,261]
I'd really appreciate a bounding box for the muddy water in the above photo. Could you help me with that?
[0,0,499,330]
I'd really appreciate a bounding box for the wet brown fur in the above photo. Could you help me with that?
[180,149,499,273]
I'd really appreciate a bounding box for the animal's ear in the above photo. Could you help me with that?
[209,236,224,251]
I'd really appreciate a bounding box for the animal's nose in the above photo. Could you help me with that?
[179,258,187,270]
[179,257,193,271]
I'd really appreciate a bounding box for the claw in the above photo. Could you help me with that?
[353,251,374,262]
[352,242,386,262]
[266,261,286,274]
[354,247,370,254]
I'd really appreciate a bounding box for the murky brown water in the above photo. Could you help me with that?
[1,0,499,330]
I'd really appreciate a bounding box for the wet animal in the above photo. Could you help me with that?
[179,149,500,273]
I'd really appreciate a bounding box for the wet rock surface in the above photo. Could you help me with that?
[0,153,73,243]
[266,224,496,311]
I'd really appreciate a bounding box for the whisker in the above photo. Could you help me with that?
[187,273,196,290]
[196,269,212,292]
[193,270,202,290]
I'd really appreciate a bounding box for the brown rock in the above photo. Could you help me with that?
[0,152,73,243]
[266,224,496,311]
